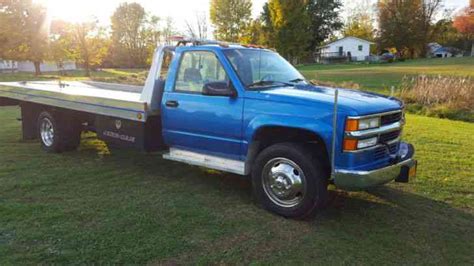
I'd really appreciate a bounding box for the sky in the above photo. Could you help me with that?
[36,0,470,32]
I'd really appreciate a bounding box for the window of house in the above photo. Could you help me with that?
[358,45,363,51]
[175,51,228,94]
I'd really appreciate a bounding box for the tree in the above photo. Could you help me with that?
[261,0,341,63]
[49,20,76,75]
[307,0,343,51]
[111,2,159,67]
[377,0,419,57]
[0,0,49,75]
[377,0,442,58]
[417,0,443,56]
[267,0,312,63]
[160,17,180,45]
[185,11,208,40]
[74,22,109,77]
[432,18,463,48]
[210,0,252,42]
[453,7,474,55]
[240,18,267,45]
[49,19,110,76]
[260,2,276,47]
[342,2,375,41]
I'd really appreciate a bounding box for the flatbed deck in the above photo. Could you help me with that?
[0,81,149,122]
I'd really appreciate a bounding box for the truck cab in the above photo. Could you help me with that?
[0,40,417,218]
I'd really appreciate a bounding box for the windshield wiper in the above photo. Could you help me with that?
[247,80,294,90]
[289,78,307,83]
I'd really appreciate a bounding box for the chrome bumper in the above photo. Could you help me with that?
[333,143,416,190]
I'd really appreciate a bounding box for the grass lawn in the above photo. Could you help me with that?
[0,60,473,263]
[0,110,473,264]
[298,57,474,93]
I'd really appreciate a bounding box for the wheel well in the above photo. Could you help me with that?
[19,102,94,140]
[246,126,330,175]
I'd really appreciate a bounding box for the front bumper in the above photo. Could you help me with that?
[333,142,417,190]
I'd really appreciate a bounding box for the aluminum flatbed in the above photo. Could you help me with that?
[0,80,148,122]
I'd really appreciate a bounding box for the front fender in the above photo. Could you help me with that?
[244,114,334,152]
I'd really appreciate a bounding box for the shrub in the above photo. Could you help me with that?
[400,75,474,122]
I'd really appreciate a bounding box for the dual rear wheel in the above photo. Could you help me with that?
[37,111,81,153]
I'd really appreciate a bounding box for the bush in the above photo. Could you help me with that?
[400,75,474,122]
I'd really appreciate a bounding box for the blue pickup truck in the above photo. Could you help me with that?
[0,40,417,218]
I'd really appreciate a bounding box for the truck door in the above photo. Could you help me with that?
[161,50,244,159]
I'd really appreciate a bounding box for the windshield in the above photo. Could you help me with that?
[223,49,306,89]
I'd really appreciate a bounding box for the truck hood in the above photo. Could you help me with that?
[245,85,403,115]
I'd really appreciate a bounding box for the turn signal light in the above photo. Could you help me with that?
[343,139,358,151]
[345,119,359,132]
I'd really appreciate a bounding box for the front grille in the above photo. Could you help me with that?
[381,111,402,126]
[379,130,400,143]
[374,142,399,160]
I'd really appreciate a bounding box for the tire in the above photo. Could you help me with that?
[252,143,329,218]
[37,111,81,153]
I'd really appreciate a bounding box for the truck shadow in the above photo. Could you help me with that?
[78,139,473,227]
[64,142,474,262]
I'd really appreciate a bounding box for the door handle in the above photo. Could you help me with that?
[165,100,179,108]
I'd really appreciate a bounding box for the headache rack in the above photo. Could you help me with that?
[176,38,234,47]
[173,38,270,50]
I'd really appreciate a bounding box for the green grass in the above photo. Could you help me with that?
[298,57,474,93]
[0,107,473,264]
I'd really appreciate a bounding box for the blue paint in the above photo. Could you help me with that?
[160,45,406,172]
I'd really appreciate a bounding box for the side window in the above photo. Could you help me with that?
[358,45,363,51]
[158,51,173,81]
[175,51,228,93]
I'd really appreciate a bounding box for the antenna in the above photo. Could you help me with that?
[331,88,339,178]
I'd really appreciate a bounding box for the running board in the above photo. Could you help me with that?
[163,148,246,175]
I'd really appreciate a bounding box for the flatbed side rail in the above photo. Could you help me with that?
[0,84,148,122]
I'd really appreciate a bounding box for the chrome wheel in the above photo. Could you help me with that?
[40,117,54,147]
[262,158,306,208]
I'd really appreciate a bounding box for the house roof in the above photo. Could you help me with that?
[318,36,375,48]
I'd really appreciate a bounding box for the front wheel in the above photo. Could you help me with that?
[252,143,328,218]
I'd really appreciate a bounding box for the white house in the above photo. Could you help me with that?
[315,36,374,63]
[17,61,77,72]
[0,60,18,72]
[0,60,77,73]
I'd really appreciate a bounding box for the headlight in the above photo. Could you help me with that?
[346,117,380,131]
[358,117,380,130]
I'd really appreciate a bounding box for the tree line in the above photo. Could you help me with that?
[0,0,472,76]
[211,0,472,62]
[0,0,177,76]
